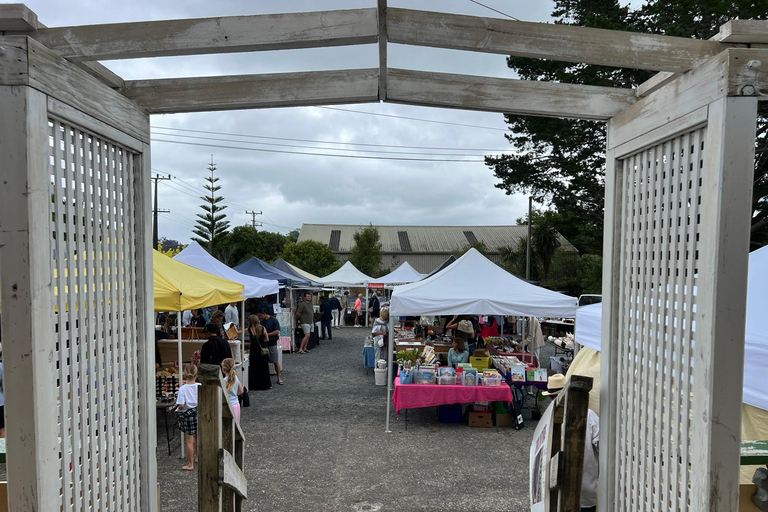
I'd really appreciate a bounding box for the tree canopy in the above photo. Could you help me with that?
[349,224,385,277]
[217,226,289,266]
[280,240,340,277]
[486,0,768,252]
[191,160,230,254]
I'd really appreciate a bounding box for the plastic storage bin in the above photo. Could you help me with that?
[414,369,436,385]
[483,374,503,387]
[399,369,414,385]
[438,375,457,385]
[461,372,478,386]
[470,356,493,371]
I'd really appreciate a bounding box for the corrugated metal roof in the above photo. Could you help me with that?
[298,224,577,254]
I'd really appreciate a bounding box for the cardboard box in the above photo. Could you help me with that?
[468,411,493,428]
[495,412,512,427]
[473,401,490,412]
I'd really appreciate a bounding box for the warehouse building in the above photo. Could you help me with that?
[298,224,577,274]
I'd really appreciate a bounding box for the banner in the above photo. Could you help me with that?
[530,402,553,511]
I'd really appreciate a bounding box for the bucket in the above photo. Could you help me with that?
[374,368,388,386]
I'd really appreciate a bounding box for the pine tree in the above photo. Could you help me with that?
[191,156,230,253]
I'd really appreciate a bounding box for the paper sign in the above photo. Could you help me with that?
[530,403,553,511]
[273,304,282,314]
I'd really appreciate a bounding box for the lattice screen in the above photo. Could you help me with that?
[49,119,141,511]
[614,127,705,511]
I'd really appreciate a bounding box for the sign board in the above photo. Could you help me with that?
[530,403,553,511]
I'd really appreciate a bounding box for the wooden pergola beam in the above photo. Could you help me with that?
[387,8,723,73]
[377,0,387,101]
[385,68,636,120]
[32,8,378,62]
[119,68,380,114]
[715,20,768,44]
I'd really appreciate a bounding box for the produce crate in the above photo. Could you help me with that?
[470,356,492,371]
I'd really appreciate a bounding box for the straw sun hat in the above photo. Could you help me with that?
[457,320,474,334]
[542,373,567,396]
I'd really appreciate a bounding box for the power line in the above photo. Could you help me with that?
[316,107,509,132]
[152,125,511,152]
[150,131,507,157]
[152,169,254,211]
[151,138,486,162]
[468,0,519,20]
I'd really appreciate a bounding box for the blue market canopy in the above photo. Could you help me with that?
[235,257,318,288]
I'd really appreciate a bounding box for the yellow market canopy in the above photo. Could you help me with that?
[153,250,244,312]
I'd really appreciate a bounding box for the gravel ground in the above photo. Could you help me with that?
[156,329,559,512]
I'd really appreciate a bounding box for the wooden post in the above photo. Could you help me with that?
[0,84,61,512]
[198,364,223,512]
[221,416,236,512]
[556,376,592,512]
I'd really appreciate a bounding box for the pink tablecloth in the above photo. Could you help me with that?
[392,377,513,413]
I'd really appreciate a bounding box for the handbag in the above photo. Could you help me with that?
[250,328,270,356]
[240,388,251,408]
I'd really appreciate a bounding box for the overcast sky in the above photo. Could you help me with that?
[26,0,619,242]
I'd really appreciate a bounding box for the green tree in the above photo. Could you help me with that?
[280,240,340,277]
[349,224,384,277]
[192,159,230,254]
[486,0,768,252]
[453,241,489,259]
[216,226,288,266]
[577,254,603,294]
[287,229,300,243]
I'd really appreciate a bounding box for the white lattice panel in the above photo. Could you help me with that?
[49,119,141,511]
[614,127,705,512]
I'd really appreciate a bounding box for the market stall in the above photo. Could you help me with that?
[235,256,320,352]
[316,260,373,324]
[387,248,578,431]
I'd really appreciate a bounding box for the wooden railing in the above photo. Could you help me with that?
[547,374,593,512]
[197,364,247,512]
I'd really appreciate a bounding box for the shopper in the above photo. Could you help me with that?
[296,293,314,353]
[221,358,244,422]
[341,291,350,326]
[371,308,390,363]
[206,310,227,338]
[319,296,333,340]
[257,308,283,385]
[329,293,342,328]
[369,291,381,327]
[200,323,232,367]
[176,364,201,471]
[182,309,193,327]
[247,315,272,390]
[192,309,207,328]
[447,337,469,367]
[225,302,240,328]
[354,293,363,327]
[543,374,599,512]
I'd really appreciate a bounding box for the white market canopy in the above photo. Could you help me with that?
[575,243,768,411]
[174,241,280,298]
[389,248,578,317]
[316,260,373,287]
[369,261,425,286]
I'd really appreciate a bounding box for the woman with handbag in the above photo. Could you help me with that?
[247,315,272,391]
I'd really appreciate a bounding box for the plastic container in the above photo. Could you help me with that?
[483,374,503,387]
[374,368,388,386]
[399,370,414,385]
[415,369,436,385]
[438,375,457,385]
[462,372,478,386]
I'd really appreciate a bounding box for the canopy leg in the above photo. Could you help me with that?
[177,313,184,459]
[365,287,369,327]
[289,288,295,352]
[385,312,394,433]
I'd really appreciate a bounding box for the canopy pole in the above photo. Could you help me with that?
[177,312,185,459]
[240,300,245,362]
[365,286,370,327]
[289,288,295,352]
[385,310,394,433]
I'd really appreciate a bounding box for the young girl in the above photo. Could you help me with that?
[222,358,244,422]
[176,364,201,471]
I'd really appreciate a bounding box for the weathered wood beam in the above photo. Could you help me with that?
[377,0,387,101]
[387,7,723,73]
[385,68,636,120]
[120,68,379,114]
[32,8,378,62]
[635,71,679,98]
[0,3,37,31]
[219,449,248,499]
[716,20,768,44]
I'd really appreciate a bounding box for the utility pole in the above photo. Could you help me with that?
[526,196,532,281]
[246,210,262,229]
[152,174,171,249]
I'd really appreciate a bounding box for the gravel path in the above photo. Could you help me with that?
[156,327,550,511]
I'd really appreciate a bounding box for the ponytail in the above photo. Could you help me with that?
[222,358,236,392]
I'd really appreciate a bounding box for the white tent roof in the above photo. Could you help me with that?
[575,245,768,411]
[369,261,425,285]
[174,242,280,298]
[389,248,578,317]
[316,260,373,287]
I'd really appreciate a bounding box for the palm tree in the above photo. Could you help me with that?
[532,222,561,279]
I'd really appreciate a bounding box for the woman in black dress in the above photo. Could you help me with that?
[247,315,272,391]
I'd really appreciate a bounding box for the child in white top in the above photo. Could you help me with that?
[222,358,244,422]
[176,364,201,471]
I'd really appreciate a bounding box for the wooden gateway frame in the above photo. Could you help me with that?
[0,2,766,510]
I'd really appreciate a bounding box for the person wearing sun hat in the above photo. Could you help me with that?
[544,374,600,512]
